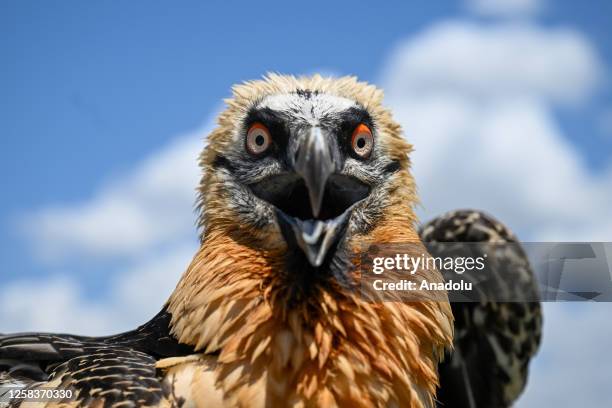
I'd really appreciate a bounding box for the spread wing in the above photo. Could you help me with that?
[0,307,195,407]
[420,210,542,408]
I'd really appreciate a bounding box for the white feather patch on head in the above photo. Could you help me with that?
[257,93,358,126]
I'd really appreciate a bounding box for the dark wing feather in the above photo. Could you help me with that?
[420,210,542,408]
[0,306,194,407]
[98,306,194,358]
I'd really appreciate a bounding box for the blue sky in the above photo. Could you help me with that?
[2,1,612,406]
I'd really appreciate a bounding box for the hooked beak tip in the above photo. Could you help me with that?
[276,210,350,267]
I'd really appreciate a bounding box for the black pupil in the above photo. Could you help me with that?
[356,137,366,149]
[255,134,265,146]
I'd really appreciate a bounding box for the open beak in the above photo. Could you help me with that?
[250,127,370,267]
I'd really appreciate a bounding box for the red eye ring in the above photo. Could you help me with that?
[246,122,271,155]
[351,123,374,159]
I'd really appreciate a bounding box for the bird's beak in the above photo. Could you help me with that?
[280,126,343,266]
[249,126,370,267]
[293,126,334,219]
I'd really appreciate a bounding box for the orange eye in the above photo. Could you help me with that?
[246,122,271,155]
[351,123,373,158]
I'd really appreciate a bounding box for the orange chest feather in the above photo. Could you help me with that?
[166,229,452,407]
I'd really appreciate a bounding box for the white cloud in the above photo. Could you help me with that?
[114,243,197,328]
[20,130,205,260]
[0,242,195,335]
[382,22,602,106]
[392,94,612,241]
[465,0,545,18]
[0,277,113,335]
[381,21,612,241]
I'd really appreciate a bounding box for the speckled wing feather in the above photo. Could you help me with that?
[419,210,542,408]
[0,308,195,407]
